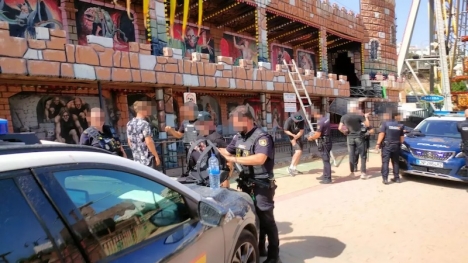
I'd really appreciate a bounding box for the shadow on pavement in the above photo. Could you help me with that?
[276,221,293,235]
[279,236,346,262]
[402,173,468,190]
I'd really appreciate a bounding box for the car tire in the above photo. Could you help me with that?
[231,229,259,263]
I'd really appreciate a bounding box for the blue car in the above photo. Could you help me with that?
[400,112,468,182]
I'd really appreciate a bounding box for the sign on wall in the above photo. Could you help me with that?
[170,20,215,63]
[270,43,294,71]
[284,103,297,113]
[0,0,63,39]
[76,0,137,51]
[420,95,444,103]
[296,49,317,72]
[220,32,258,67]
[283,93,297,103]
[183,92,197,103]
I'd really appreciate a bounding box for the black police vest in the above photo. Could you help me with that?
[235,128,271,179]
[384,121,403,143]
[458,120,468,142]
[84,127,122,154]
[183,121,198,144]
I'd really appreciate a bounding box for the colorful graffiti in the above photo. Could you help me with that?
[270,44,293,71]
[169,21,215,63]
[220,32,257,66]
[8,93,110,144]
[296,49,317,72]
[75,0,136,51]
[0,0,63,38]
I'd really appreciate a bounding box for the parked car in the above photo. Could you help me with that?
[0,132,260,263]
[400,112,468,182]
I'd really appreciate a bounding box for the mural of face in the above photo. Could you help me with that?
[74,98,83,109]
[185,27,199,50]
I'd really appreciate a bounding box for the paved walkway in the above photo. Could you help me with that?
[251,152,468,263]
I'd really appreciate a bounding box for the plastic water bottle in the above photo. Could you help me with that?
[208,153,220,190]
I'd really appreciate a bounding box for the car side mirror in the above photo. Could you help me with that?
[198,199,225,227]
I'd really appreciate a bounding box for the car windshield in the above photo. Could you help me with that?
[414,119,462,139]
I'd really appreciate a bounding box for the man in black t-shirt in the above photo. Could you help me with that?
[284,112,305,176]
[338,105,370,179]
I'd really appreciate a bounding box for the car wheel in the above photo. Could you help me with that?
[231,230,259,263]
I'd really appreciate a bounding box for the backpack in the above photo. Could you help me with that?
[177,138,230,186]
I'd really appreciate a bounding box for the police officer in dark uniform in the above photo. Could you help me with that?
[308,108,332,184]
[165,101,199,155]
[456,109,468,175]
[375,110,404,184]
[219,105,280,263]
[79,108,126,157]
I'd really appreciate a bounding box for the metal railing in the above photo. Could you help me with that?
[122,127,348,175]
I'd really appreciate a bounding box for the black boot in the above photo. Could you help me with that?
[391,177,401,183]
[382,178,389,185]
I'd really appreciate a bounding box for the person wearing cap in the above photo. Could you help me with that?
[165,101,199,155]
[283,111,305,176]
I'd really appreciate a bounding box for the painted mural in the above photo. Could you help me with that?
[8,93,110,144]
[242,97,285,128]
[75,0,136,51]
[169,21,215,63]
[197,95,222,132]
[296,49,316,72]
[0,0,63,38]
[220,32,257,66]
[270,44,293,71]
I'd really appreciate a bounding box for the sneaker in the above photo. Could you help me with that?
[391,178,401,183]
[360,173,367,180]
[382,178,389,185]
[349,172,355,177]
[287,167,296,177]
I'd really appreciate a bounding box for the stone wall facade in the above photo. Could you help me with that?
[360,0,397,74]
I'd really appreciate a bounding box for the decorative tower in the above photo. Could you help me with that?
[360,0,397,76]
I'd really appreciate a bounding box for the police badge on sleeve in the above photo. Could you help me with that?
[259,138,268,146]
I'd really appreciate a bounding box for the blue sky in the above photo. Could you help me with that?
[334,0,430,47]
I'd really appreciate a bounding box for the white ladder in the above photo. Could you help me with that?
[283,59,337,167]
[434,0,453,110]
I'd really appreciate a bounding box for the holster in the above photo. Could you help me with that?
[236,172,276,192]
[317,139,324,151]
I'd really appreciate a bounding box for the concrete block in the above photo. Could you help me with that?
[86,35,113,48]
[35,27,50,40]
[74,64,96,80]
